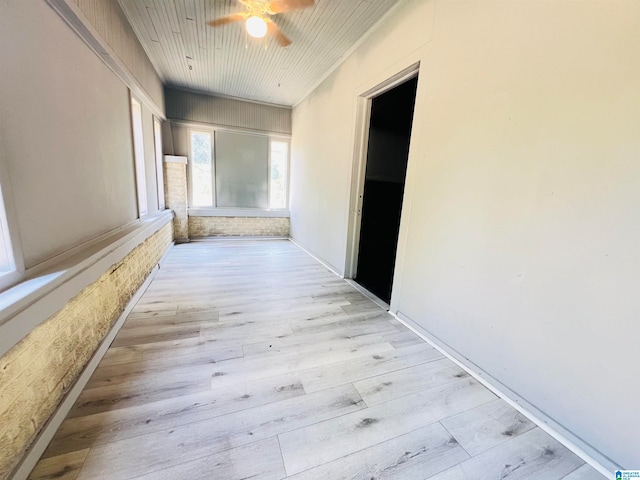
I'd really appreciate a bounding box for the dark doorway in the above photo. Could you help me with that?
[354,76,418,303]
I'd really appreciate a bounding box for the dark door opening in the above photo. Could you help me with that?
[354,76,418,303]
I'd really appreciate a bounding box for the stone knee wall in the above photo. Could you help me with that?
[0,223,172,479]
[188,216,290,237]
[164,161,188,242]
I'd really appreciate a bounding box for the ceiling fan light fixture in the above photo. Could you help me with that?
[246,16,267,38]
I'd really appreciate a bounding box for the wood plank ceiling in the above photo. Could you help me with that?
[118,0,400,106]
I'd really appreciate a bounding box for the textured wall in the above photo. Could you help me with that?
[1,0,139,268]
[165,88,292,134]
[189,217,289,237]
[71,0,164,111]
[0,223,172,480]
[164,162,188,242]
[291,0,640,468]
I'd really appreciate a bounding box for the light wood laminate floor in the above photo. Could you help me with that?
[29,239,605,480]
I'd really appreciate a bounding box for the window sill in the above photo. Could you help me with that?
[188,208,290,218]
[0,210,173,357]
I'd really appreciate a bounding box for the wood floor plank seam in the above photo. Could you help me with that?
[42,374,309,458]
[27,239,606,480]
[438,419,474,458]
[96,436,288,480]
[275,433,287,479]
[279,416,470,479]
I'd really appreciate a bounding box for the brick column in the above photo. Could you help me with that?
[163,156,189,242]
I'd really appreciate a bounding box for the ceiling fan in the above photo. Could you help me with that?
[207,0,315,47]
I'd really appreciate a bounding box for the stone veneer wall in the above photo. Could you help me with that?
[0,222,173,479]
[189,216,290,237]
[164,162,188,242]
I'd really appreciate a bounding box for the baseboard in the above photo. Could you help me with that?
[9,246,171,480]
[391,310,618,477]
[344,279,390,311]
[288,237,344,279]
[190,236,288,242]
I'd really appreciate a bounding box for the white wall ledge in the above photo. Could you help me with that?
[0,210,173,357]
[188,208,290,218]
[164,155,187,164]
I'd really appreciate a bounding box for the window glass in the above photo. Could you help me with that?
[0,219,11,274]
[130,97,148,216]
[0,184,14,274]
[215,131,268,209]
[190,131,213,207]
[188,128,289,210]
[270,141,288,209]
[153,118,165,210]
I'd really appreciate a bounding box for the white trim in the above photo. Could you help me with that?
[154,117,166,210]
[390,310,619,477]
[185,126,291,211]
[45,0,165,120]
[344,63,420,280]
[0,188,15,275]
[9,245,173,480]
[268,138,290,210]
[288,237,344,279]
[344,96,372,280]
[130,95,148,218]
[0,211,173,357]
[188,128,215,209]
[188,208,290,218]
[0,151,25,289]
[17,218,141,282]
[267,136,272,211]
[164,155,187,164]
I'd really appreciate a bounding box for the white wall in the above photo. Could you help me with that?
[291,0,640,468]
[71,0,165,111]
[0,0,140,268]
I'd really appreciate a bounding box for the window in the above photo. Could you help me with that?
[153,118,165,210]
[188,128,289,210]
[0,184,14,275]
[269,140,289,209]
[215,131,268,208]
[130,97,148,217]
[190,131,213,207]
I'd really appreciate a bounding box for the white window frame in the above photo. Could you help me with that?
[130,95,148,217]
[186,124,290,214]
[0,185,16,275]
[153,117,165,210]
[268,136,290,211]
[188,128,215,208]
[0,170,25,292]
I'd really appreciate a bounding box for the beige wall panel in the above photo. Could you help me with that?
[72,0,164,110]
[291,0,640,467]
[0,0,139,268]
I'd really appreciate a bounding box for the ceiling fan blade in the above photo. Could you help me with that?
[267,0,314,14]
[267,20,292,47]
[207,13,246,27]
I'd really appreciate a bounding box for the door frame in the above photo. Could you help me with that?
[344,63,420,284]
